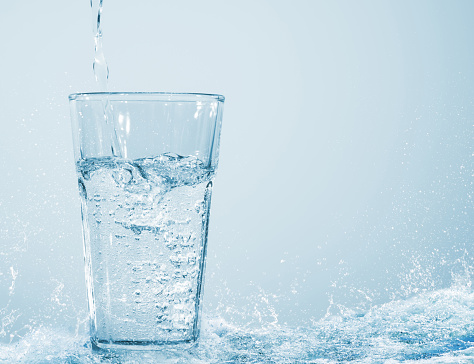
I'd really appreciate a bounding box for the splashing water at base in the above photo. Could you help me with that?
[3,277,474,363]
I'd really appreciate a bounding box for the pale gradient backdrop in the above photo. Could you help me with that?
[0,0,472,340]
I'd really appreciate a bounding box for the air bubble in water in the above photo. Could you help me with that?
[76,154,215,343]
[112,167,132,186]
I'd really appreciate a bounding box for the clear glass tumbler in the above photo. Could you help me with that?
[69,92,224,350]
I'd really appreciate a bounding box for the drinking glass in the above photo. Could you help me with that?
[69,92,224,350]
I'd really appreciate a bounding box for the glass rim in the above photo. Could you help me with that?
[68,92,225,102]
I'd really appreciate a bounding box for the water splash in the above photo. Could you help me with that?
[2,279,474,363]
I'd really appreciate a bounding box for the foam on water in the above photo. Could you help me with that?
[3,276,474,363]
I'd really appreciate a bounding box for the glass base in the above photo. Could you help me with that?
[91,338,198,352]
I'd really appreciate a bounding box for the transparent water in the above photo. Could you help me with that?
[77,154,214,346]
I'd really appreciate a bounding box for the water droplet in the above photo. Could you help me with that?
[188,255,197,265]
[181,233,194,248]
[194,200,204,214]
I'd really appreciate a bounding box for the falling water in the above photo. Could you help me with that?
[91,0,109,90]
[90,0,122,157]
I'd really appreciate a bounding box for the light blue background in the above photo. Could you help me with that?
[0,0,472,340]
